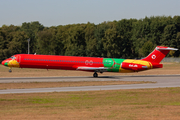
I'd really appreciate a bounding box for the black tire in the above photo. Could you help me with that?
[93,72,98,77]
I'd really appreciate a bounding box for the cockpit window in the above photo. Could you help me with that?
[10,56,16,59]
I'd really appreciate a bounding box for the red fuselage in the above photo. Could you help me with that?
[11,54,104,71]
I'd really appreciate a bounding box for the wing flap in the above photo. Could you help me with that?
[77,67,108,72]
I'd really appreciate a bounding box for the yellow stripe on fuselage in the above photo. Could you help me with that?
[124,59,152,68]
[119,59,152,73]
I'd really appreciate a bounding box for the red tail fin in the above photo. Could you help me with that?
[142,46,178,63]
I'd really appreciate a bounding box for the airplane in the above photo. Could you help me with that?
[1,46,178,77]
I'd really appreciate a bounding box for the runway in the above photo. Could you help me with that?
[0,75,180,94]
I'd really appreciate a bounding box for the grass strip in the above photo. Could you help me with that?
[0,87,180,119]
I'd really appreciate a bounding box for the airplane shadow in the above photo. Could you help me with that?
[87,76,119,79]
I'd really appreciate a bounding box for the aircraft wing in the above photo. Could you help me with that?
[77,67,108,72]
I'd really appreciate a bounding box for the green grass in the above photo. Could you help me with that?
[0,88,180,119]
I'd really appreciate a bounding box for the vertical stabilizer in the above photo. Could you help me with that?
[142,46,178,63]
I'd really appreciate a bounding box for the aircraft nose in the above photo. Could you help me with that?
[1,60,9,66]
[1,60,5,65]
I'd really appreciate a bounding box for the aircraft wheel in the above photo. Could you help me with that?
[93,72,98,77]
[9,69,12,73]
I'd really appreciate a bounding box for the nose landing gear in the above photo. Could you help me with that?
[9,67,12,73]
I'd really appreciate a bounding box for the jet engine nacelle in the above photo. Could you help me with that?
[121,62,148,71]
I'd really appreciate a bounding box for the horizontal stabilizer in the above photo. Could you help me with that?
[156,47,178,51]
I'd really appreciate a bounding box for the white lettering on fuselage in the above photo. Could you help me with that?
[129,64,138,67]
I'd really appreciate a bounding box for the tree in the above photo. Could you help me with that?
[7,31,28,54]
[93,22,109,57]
[20,21,44,53]
[161,24,177,47]
[103,28,120,58]
[84,23,97,57]
[140,41,155,57]
[63,24,86,56]
[36,28,57,55]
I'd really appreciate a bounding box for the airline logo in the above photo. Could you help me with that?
[151,55,156,59]
[85,60,93,65]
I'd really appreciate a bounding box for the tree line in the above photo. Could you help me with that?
[0,16,180,62]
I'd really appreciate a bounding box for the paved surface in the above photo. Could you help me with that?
[0,75,180,94]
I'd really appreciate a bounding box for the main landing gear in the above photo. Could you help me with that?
[93,72,98,77]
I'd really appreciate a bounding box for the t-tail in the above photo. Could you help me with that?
[142,46,178,63]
